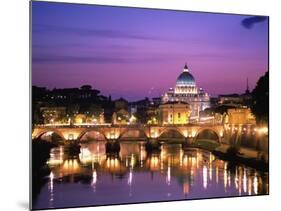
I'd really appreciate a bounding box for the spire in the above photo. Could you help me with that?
[183,63,189,72]
[245,78,250,94]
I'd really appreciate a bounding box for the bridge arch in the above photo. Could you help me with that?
[34,128,66,142]
[76,128,107,142]
[194,127,221,143]
[119,128,147,140]
[158,127,186,139]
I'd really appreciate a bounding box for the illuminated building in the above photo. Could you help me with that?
[162,64,210,121]
[74,112,104,124]
[40,106,66,124]
[112,98,130,124]
[159,101,191,124]
[74,114,87,124]
[224,108,256,125]
[112,109,129,124]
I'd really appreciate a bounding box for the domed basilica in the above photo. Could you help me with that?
[162,64,210,121]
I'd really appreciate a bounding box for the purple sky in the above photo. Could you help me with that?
[32,2,268,101]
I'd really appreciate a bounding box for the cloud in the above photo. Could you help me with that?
[33,24,168,41]
[32,55,130,64]
[32,53,175,64]
[241,16,268,29]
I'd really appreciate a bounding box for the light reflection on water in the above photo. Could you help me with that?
[33,141,268,209]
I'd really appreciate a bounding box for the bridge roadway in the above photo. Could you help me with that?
[32,123,225,143]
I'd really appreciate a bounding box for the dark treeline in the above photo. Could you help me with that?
[251,71,269,125]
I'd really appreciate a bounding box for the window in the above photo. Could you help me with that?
[178,113,181,118]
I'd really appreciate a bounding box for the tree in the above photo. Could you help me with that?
[88,104,103,116]
[251,71,269,124]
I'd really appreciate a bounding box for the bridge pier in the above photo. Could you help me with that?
[182,137,194,150]
[185,137,194,144]
[145,138,161,153]
[105,139,120,154]
[63,139,81,158]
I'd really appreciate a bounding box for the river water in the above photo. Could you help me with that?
[32,141,268,209]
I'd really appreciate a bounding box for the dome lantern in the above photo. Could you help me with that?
[183,63,189,72]
[176,63,196,87]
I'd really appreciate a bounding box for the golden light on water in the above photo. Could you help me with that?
[127,169,133,186]
[166,166,171,185]
[248,177,252,195]
[47,146,64,166]
[209,163,212,182]
[91,170,97,189]
[49,172,54,192]
[224,163,228,191]
[238,168,242,195]
[235,169,239,190]
[183,182,190,195]
[228,171,231,187]
[150,155,160,170]
[47,159,63,165]
[45,142,268,199]
[61,159,80,174]
[243,169,247,193]
[130,154,135,168]
[48,171,54,207]
[203,165,208,189]
[253,173,258,195]
[216,166,219,184]
[79,148,92,164]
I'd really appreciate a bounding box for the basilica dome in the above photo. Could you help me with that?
[176,64,196,86]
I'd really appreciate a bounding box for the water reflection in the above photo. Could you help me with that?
[33,141,268,209]
[48,172,54,208]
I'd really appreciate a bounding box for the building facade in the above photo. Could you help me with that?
[224,108,256,125]
[162,64,210,121]
[159,102,191,125]
[40,106,66,124]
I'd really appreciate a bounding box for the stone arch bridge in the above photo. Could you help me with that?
[32,124,225,143]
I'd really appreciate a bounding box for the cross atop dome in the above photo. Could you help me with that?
[183,63,189,72]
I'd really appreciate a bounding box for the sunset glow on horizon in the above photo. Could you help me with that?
[32,1,268,101]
